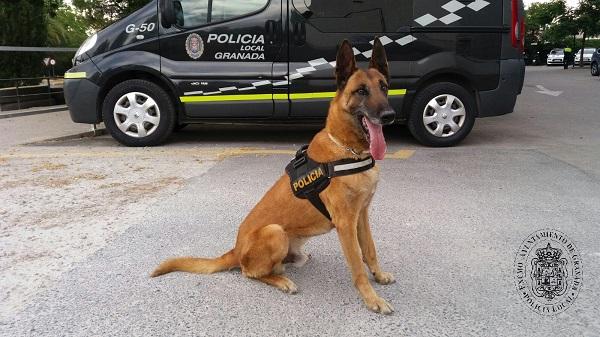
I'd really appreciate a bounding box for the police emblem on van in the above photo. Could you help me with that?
[185,33,204,59]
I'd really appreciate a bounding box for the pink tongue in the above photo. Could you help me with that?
[363,117,386,160]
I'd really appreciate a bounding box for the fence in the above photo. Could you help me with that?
[0,76,66,112]
[0,46,77,112]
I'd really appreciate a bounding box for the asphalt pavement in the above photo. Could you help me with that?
[1,66,599,336]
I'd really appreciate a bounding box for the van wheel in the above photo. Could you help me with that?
[408,82,476,147]
[102,79,175,146]
[591,62,599,76]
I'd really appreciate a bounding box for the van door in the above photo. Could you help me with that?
[287,0,413,118]
[159,0,284,118]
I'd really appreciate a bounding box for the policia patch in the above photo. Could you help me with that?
[285,145,375,220]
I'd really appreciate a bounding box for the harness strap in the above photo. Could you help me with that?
[307,194,331,220]
[285,145,375,221]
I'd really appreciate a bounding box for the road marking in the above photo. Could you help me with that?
[0,147,416,160]
[386,149,416,159]
[536,85,563,97]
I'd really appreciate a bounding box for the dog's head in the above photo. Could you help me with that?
[330,37,395,160]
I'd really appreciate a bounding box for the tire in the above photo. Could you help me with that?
[102,79,175,147]
[591,62,599,76]
[408,82,476,147]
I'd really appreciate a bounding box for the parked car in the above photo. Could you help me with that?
[575,48,595,65]
[591,49,600,76]
[64,0,526,147]
[547,49,564,65]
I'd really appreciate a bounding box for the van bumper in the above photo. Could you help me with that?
[64,78,101,124]
[477,59,525,117]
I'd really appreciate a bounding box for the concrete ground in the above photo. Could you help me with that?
[0,66,599,336]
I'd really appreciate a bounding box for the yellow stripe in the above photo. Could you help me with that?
[64,72,87,79]
[181,89,407,103]
[290,92,337,100]
[388,89,407,96]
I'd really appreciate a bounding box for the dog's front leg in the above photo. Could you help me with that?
[358,209,395,285]
[335,215,394,314]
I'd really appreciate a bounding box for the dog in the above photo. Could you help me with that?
[152,38,396,314]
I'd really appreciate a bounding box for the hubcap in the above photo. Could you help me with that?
[113,92,160,138]
[422,94,466,138]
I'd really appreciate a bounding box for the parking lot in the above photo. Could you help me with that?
[1,66,599,336]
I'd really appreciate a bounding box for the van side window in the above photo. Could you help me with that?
[177,0,268,28]
[295,0,412,33]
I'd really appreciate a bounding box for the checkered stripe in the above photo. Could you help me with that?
[414,0,490,27]
[184,34,418,96]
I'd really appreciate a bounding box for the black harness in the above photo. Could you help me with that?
[285,145,375,220]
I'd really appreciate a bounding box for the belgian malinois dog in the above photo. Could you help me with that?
[152,38,396,314]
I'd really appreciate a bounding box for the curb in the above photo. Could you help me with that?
[38,128,107,143]
[0,105,68,119]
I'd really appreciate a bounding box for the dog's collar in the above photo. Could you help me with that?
[327,133,367,159]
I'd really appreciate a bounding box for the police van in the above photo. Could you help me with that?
[64,0,525,147]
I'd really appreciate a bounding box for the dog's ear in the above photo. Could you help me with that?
[369,37,389,82]
[336,40,357,89]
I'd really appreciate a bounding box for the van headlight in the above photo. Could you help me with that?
[73,34,98,65]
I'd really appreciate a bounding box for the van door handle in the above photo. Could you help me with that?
[265,20,276,44]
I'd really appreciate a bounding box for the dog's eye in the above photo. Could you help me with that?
[381,84,388,92]
[357,88,369,96]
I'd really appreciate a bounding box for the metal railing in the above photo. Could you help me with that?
[0,76,65,112]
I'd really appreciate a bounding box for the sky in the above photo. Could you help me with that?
[524,0,579,8]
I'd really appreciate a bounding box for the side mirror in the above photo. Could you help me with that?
[160,0,183,28]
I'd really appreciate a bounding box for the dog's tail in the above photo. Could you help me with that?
[150,249,238,277]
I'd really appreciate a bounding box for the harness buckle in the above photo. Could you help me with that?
[292,145,309,168]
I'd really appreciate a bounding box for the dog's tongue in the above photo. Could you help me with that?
[363,117,386,160]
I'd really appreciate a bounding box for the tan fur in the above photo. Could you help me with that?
[152,39,395,314]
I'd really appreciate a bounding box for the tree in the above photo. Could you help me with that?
[47,6,89,47]
[574,0,600,66]
[0,0,50,84]
[72,0,150,30]
[525,0,568,64]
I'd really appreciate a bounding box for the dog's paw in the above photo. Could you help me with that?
[292,253,311,268]
[374,271,395,285]
[365,296,394,315]
[279,279,298,294]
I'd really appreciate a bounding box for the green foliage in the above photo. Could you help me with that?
[0,0,49,83]
[47,6,89,47]
[525,0,600,65]
[72,0,150,30]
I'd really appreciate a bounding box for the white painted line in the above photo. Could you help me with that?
[184,91,203,96]
[535,85,563,97]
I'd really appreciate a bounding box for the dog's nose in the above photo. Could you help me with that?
[380,109,396,125]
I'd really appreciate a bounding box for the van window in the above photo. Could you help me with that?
[178,0,268,28]
[295,0,412,33]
